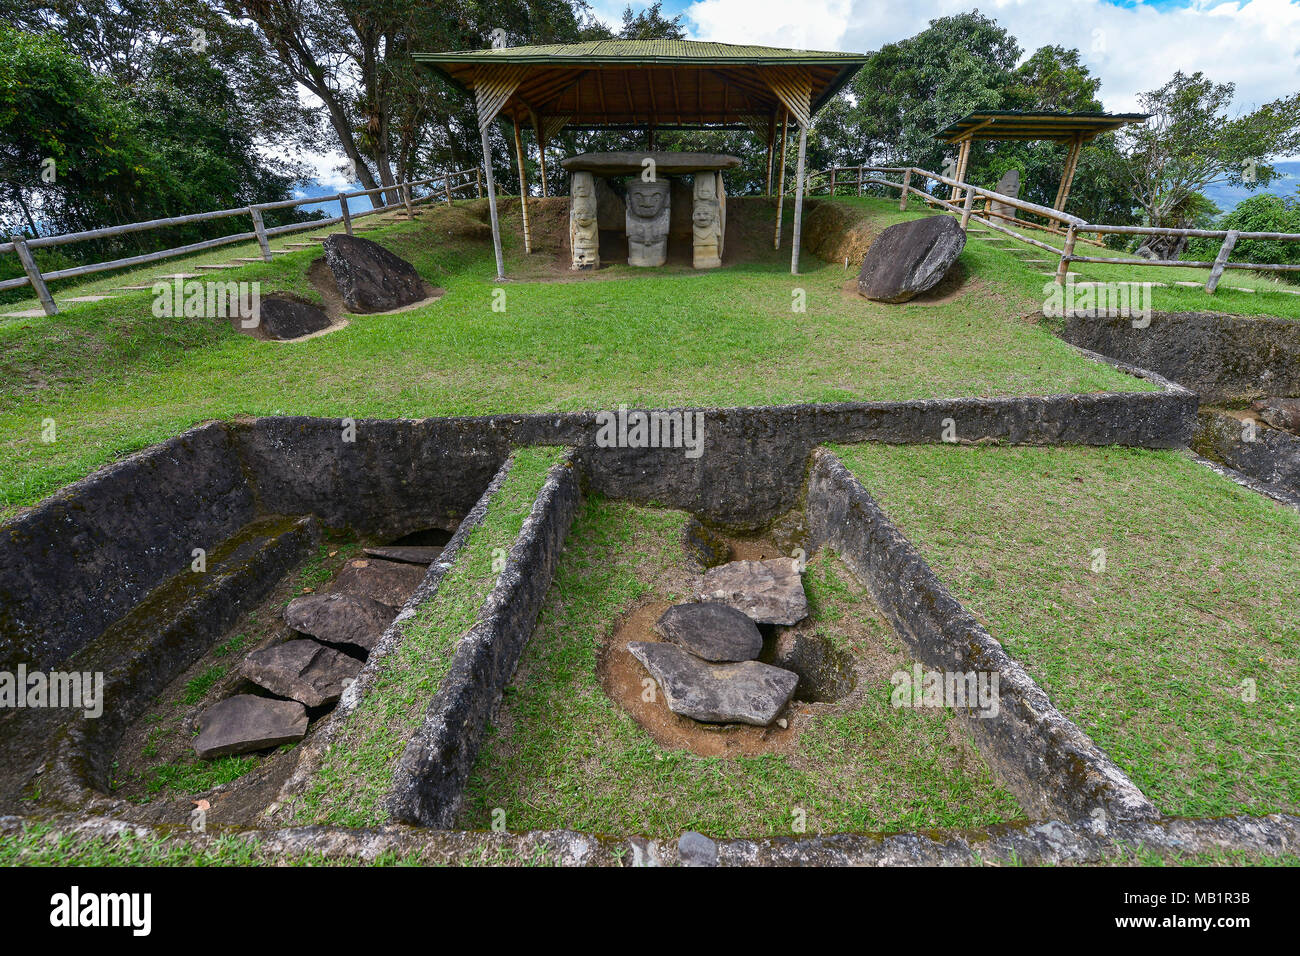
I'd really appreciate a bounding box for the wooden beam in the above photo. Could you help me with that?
[791,122,808,275]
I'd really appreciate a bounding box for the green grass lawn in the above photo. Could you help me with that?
[295,446,565,828]
[457,496,1021,839]
[0,196,1164,519]
[834,442,1300,818]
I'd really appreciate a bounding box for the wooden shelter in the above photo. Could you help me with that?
[936,110,1147,220]
[414,39,869,276]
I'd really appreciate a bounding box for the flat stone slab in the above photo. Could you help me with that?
[240,639,361,707]
[285,591,393,652]
[1,309,47,318]
[701,558,809,625]
[857,215,966,303]
[363,545,444,565]
[655,602,763,662]
[331,557,426,609]
[561,151,741,175]
[194,694,307,759]
[322,234,427,313]
[628,642,798,726]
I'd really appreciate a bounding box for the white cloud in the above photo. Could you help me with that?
[682,0,1300,117]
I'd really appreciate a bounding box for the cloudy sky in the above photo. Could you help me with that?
[594,0,1299,115]
[305,0,1299,190]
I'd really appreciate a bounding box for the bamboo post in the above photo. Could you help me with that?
[791,123,808,275]
[249,206,273,261]
[338,193,353,235]
[480,127,505,280]
[774,111,789,250]
[1055,224,1078,286]
[11,234,57,315]
[1205,230,1239,294]
[537,142,550,198]
[960,187,976,231]
[899,168,913,212]
[765,117,776,195]
[512,120,532,255]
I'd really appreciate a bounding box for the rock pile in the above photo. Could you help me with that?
[628,558,808,728]
[194,547,442,759]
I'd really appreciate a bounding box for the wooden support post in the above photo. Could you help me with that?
[11,234,57,315]
[249,206,273,261]
[765,117,776,195]
[791,123,808,275]
[537,139,550,198]
[1055,224,1078,286]
[1205,230,1239,294]
[476,168,483,199]
[774,111,789,250]
[402,183,414,219]
[513,120,532,255]
[338,194,353,235]
[1053,134,1083,227]
[481,126,505,280]
[899,168,912,211]
[960,187,976,231]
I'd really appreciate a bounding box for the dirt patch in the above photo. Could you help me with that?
[804,201,875,267]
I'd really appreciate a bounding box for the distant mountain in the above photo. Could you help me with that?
[1201,160,1299,215]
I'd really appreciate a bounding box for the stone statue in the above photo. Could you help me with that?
[569,172,600,270]
[692,173,722,269]
[625,179,671,267]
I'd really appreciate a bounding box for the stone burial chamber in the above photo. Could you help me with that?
[560,152,738,270]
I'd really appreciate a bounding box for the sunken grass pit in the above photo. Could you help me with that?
[834,442,1300,818]
[458,496,1021,839]
[296,446,566,828]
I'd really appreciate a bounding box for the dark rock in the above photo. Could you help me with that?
[285,591,393,652]
[1253,397,1300,434]
[682,516,730,570]
[363,545,444,565]
[194,694,307,759]
[856,215,966,303]
[628,641,798,726]
[255,297,331,340]
[655,603,762,662]
[701,558,808,625]
[678,831,718,867]
[331,557,426,609]
[321,234,427,313]
[240,639,362,707]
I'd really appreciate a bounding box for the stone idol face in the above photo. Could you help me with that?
[692,173,722,269]
[625,179,671,267]
[569,171,600,270]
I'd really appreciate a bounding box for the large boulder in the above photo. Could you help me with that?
[701,558,808,626]
[655,603,763,662]
[240,639,362,708]
[284,591,393,653]
[856,215,966,303]
[321,234,427,313]
[194,694,307,759]
[628,642,798,726]
[255,297,331,340]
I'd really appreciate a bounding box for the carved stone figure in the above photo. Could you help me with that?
[692,173,723,269]
[569,171,600,270]
[625,179,671,267]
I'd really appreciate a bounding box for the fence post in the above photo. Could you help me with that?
[338,193,353,235]
[1205,230,1239,294]
[476,168,483,199]
[445,175,453,204]
[1055,224,1078,286]
[899,168,912,212]
[402,183,414,219]
[11,234,57,316]
[830,167,836,196]
[857,166,863,196]
[249,207,273,262]
[960,188,976,231]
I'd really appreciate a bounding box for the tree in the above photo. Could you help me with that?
[619,1,683,40]
[1187,192,1300,277]
[1118,71,1300,235]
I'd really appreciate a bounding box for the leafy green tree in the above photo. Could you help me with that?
[1187,192,1300,276]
